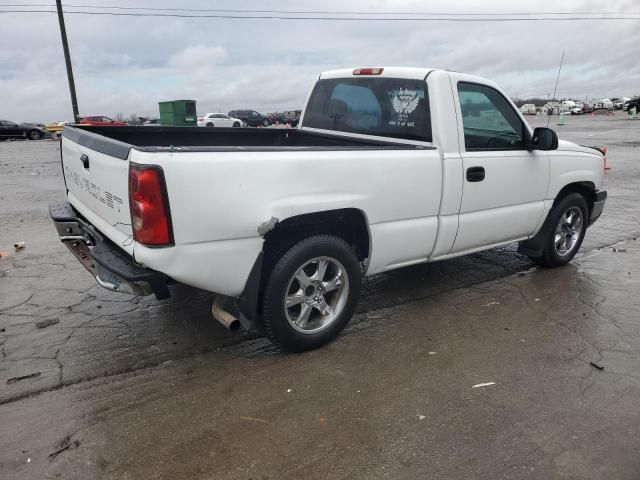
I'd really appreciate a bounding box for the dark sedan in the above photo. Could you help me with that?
[0,120,45,140]
[228,110,271,127]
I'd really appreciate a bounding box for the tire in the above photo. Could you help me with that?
[261,235,362,352]
[206,122,214,127]
[28,130,41,140]
[233,122,241,127]
[242,121,248,127]
[527,193,588,267]
[262,119,270,127]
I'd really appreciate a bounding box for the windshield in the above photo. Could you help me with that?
[303,77,431,142]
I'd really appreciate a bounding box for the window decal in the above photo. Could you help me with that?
[389,88,421,126]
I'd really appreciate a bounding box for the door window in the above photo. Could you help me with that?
[457,82,527,151]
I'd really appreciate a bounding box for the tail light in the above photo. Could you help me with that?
[353,67,384,75]
[128,164,173,246]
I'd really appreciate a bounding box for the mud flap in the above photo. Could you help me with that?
[237,251,264,332]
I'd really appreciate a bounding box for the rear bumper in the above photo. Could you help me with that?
[49,200,171,299]
[589,190,607,226]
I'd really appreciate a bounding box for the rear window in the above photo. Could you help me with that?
[303,77,431,142]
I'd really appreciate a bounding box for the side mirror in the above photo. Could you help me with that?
[529,127,558,151]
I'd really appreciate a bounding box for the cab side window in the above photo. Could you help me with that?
[458,82,526,151]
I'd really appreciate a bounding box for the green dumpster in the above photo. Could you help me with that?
[159,100,197,126]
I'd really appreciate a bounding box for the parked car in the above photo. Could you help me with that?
[228,110,271,127]
[79,116,128,126]
[50,66,607,352]
[581,104,594,114]
[592,99,614,111]
[519,104,537,115]
[197,113,243,128]
[282,110,302,126]
[623,97,640,113]
[45,121,74,139]
[268,112,286,124]
[142,118,161,126]
[570,107,583,115]
[0,120,45,140]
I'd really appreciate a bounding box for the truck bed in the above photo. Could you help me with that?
[63,126,426,160]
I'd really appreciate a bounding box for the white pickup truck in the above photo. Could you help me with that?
[50,67,607,352]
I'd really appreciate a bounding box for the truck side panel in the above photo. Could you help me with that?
[130,147,443,294]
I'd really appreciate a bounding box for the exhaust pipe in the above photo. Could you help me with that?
[212,296,241,332]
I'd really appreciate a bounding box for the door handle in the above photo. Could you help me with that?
[80,154,89,169]
[466,166,485,182]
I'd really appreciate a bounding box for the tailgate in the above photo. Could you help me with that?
[61,128,134,254]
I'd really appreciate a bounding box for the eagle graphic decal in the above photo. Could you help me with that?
[389,88,421,126]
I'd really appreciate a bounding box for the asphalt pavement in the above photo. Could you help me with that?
[1,113,639,479]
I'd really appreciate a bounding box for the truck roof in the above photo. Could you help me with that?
[319,67,435,80]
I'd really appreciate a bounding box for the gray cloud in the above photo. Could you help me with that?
[1,0,638,122]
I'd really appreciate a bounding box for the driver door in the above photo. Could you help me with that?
[449,76,550,253]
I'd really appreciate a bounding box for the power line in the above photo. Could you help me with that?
[1,2,639,16]
[1,8,640,21]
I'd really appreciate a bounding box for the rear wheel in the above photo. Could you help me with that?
[261,235,362,352]
[527,193,588,267]
[262,119,270,127]
[242,121,248,127]
[206,122,214,127]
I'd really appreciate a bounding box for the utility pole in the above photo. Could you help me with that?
[56,0,80,123]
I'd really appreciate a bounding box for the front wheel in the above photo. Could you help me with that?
[28,130,41,140]
[262,119,270,127]
[233,122,241,127]
[261,235,362,352]
[527,193,588,267]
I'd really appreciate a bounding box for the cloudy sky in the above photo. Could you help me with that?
[1,0,639,122]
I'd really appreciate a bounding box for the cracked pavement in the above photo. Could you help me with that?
[1,114,640,479]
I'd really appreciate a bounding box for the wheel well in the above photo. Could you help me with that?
[262,209,370,263]
[554,182,596,216]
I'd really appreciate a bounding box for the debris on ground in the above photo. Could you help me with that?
[472,382,496,389]
[7,372,42,384]
[239,416,267,423]
[49,435,81,460]
[35,318,60,329]
[589,361,605,371]
[428,351,437,355]
[14,241,26,250]
[417,415,426,420]
[481,301,500,307]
